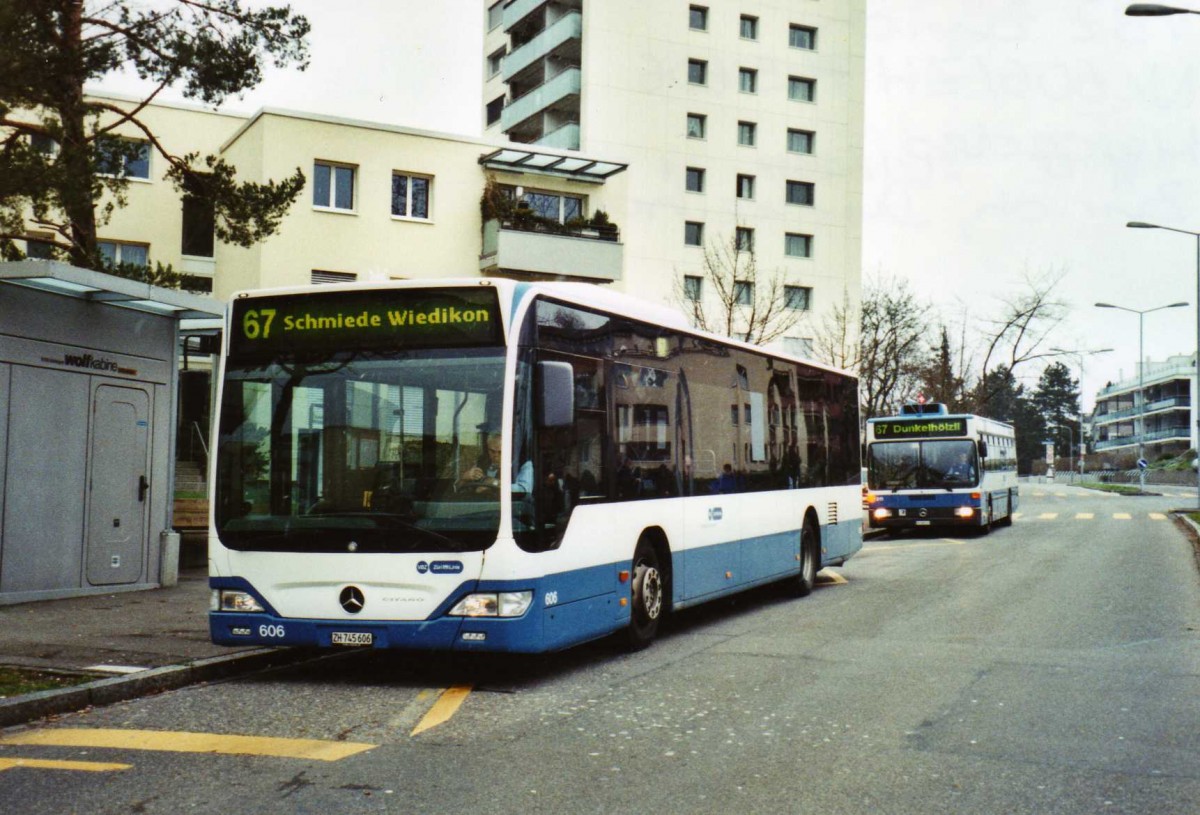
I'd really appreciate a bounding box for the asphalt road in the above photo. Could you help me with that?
[1,484,1198,814]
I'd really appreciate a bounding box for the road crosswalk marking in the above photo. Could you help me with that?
[1150,512,1168,520]
[1075,513,1094,520]
[1006,512,1168,522]
[0,757,131,774]
[0,729,376,761]
[1038,512,1059,520]
[1113,513,1132,520]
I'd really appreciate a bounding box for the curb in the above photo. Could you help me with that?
[0,647,321,729]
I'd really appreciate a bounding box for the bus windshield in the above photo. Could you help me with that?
[215,347,509,553]
[868,439,978,490]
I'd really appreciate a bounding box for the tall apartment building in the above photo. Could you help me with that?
[1091,354,1197,461]
[483,0,866,355]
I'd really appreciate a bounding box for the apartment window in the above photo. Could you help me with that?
[96,137,150,180]
[735,227,754,252]
[487,47,506,78]
[513,189,583,223]
[688,58,708,85]
[313,161,355,211]
[684,221,704,246]
[487,1,504,31]
[740,15,759,40]
[734,280,753,306]
[312,270,357,285]
[736,174,756,199]
[789,76,816,102]
[786,180,815,206]
[684,275,703,301]
[685,166,706,193]
[687,113,707,139]
[787,128,815,154]
[486,95,505,126]
[784,337,815,358]
[181,174,215,257]
[785,232,813,258]
[97,240,148,268]
[739,67,758,94]
[29,133,57,155]
[689,5,708,30]
[738,121,757,146]
[785,285,813,311]
[25,239,54,259]
[392,173,432,220]
[789,24,817,50]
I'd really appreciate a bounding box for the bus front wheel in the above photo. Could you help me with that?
[626,540,664,650]
[789,520,819,597]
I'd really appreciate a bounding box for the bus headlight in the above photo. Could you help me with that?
[214,589,265,613]
[955,507,976,518]
[449,591,533,618]
[872,508,892,520]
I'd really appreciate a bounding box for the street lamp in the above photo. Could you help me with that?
[1095,301,1188,492]
[1127,222,1200,507]
[1049,346,1114,480]
[1125,4,1200,15]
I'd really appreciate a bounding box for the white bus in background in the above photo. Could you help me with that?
[209,279,862,653]
[864,403,1018,533]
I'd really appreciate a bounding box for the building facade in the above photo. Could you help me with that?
[1090,354,1198,462]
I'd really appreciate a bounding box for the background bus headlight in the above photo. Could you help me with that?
[213,589,265,613]
[449,591,533,618]
[872,508,892,520]
[955,506,976,518]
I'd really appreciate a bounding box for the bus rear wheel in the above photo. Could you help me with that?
[788,520,818,597]
[626,540,664,650]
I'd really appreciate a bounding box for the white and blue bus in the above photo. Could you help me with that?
[864,404,1018,533]
[209,279,862,653]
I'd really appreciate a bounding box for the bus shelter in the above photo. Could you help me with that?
[0,261,222,604]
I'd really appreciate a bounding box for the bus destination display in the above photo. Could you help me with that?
[872,417,967,439]
[229,287,503,356]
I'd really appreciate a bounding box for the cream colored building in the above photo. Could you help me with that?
[483,0,866,355]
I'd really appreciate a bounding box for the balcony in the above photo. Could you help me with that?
[503,11,582,81]
[501,67,581,135]
[536,121,580,150]
[480,218,622,282]
[1093,395,1192,424]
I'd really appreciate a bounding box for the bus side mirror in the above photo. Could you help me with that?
[538,361,575,428]
[978,441,989,459]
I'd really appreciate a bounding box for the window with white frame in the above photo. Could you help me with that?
[392,172,432,220]
[686,166,706,192]
[735,227,754,252]
[738,121,757,146]
[784,285,812,310]
[740,15,758,40]
[739,67,758,94]
[684,275,703,301]
[684,221,704,246]
[97,240,149,268]
[736,174,756,199]
[786,180,814,206]
[689,5,708,30]
[787,128,815,154]
[734,280,753,305]
[487,1,504,30]
[789,24,817,50]
[486,95,505,125]
[789,76,816,102]
[785,232,813,258]
[688,58,708,85]
[487,47,506,78]
[96,137,150,180]
[784,337,814,358]
[313,161,355,211]
[687,113,707,139]
[25,238,55,259]
[509,187,584,223]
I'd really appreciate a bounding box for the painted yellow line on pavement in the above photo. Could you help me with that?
[1012,512,1023,520]
[1075,513,1094,520]
[0,757,131,773]
[867,539,965,551]
[0,729,374,761]
[1038,513,1059,520]
[411,685,473,736]
[1150,512,1168,521]
[1112,513,1133,520]
[817,570,848,585]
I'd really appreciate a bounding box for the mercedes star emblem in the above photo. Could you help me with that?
[339,586,365,614]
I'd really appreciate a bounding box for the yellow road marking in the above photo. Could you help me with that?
[868,539,965,551]
[817,570,847,585]
[1055,493,1067,498]
[411,685,473,736]
[1012,512,1022,520]
[0,757,131,774]
[1113,513,1133,520]
[1149,512,1167,521]
[1038,513,1059,520]
[1075,513,1094,520]
[0,729,374,761]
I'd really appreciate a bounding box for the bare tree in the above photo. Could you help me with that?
[673,233,803,345]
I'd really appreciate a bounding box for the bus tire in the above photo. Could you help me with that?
[626,539,665,650]
[789,519,819,597]
[998,490,1015,527]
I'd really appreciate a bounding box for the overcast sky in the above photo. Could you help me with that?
[96,0,1200,408]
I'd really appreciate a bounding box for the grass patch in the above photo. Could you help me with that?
[1079,481,1145,495]
[0,666,92,699]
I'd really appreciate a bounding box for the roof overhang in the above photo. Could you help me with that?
[0,261,223,321]
[479,148,628,184]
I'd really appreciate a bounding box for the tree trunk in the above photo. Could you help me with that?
[58,1,97,267]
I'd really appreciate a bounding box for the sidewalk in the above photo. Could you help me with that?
[0,567,310,728]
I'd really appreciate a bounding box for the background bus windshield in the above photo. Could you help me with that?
[869,439,978,490]
[215,347,508,553]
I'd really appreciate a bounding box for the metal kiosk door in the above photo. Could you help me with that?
[87,385,151,585]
